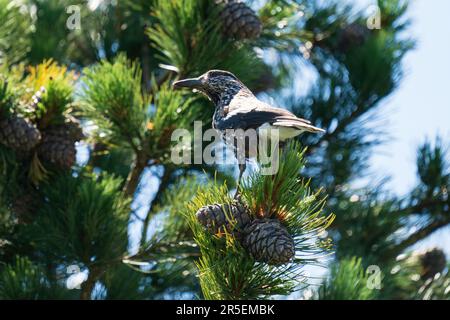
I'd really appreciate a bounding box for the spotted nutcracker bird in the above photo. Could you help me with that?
[173,70,324,193]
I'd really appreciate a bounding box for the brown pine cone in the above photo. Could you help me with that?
[218,1,262,40]
[196,200,252,236]
[38,135,76,169]
[0,116,41,152]
[44,118,84,142]
[242,218,295,265]
[37,117,84,169]
[419,248,447,280]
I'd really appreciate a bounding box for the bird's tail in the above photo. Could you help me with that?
[273,118,325,133]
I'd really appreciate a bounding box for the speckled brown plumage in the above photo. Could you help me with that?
[173,70,324,195]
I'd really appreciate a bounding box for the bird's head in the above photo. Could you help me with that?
[173,70,251,105]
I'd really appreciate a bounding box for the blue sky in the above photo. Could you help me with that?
[360,0,450,255]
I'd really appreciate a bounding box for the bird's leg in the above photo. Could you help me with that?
[235,161,246,199]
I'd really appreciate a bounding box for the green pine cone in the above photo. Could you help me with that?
[242,218,295,265]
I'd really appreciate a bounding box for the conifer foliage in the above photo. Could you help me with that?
[0,0,449,300]
[188,145,333,299]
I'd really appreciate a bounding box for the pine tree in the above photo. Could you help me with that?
[0,0,448,300]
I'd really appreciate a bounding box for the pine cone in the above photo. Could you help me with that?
[38,135,76,169]
[196,201,251,236]
[242,218,294,265]
[420,248,446,280]
[338,22,369,53]
[218,1,262,40]
[37,117,84,169]
[0,116,41,152]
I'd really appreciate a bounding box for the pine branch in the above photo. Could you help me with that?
[139,166,173,245]
[80,266,102,300]
[0,257,70,299]
[306,97,379,157]
[318,257,375,300]
[384,216,450,261]
[125,240,199,263]
[33,172,130,269]
[81,55,149,152]
[123,152,149,197]
[186,144,334,299]
[141,40,152,93]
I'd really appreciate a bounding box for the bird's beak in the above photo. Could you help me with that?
[173,77,203,90]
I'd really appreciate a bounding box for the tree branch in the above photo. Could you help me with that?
[124,240,199,264]
[140,167,173,246]
[379,197,450,259]
[384,217,450,261]
[305,95,382,156]
[80,266,102,300]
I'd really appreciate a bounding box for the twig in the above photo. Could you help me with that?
[80,265,103,300]
[123,152,149,197]
[375,197,450,260]
[141,39,152,93]
[384,217,450,260]
[124,240,199,263]
[305,98,380,156]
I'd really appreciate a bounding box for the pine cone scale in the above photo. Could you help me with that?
[37,119,82,169]
[242,218,295,265]
[218,1,262,40]
[196,201,295,266]
[0,117,41,152]
[196,201,251,236]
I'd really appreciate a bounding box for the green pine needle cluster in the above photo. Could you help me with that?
[186,145,334,300]
[31,172,129,266]
[0,0,448,301]
[148,0,261,81]
[0,256,70,299]
[82,55,149,150]
[187,190,298,299]
[318,257,375,300]
[0,0,31,66]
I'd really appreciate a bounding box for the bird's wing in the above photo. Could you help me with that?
[256,103,312,125]
[217,100,324,133]
[271,116,325,133]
